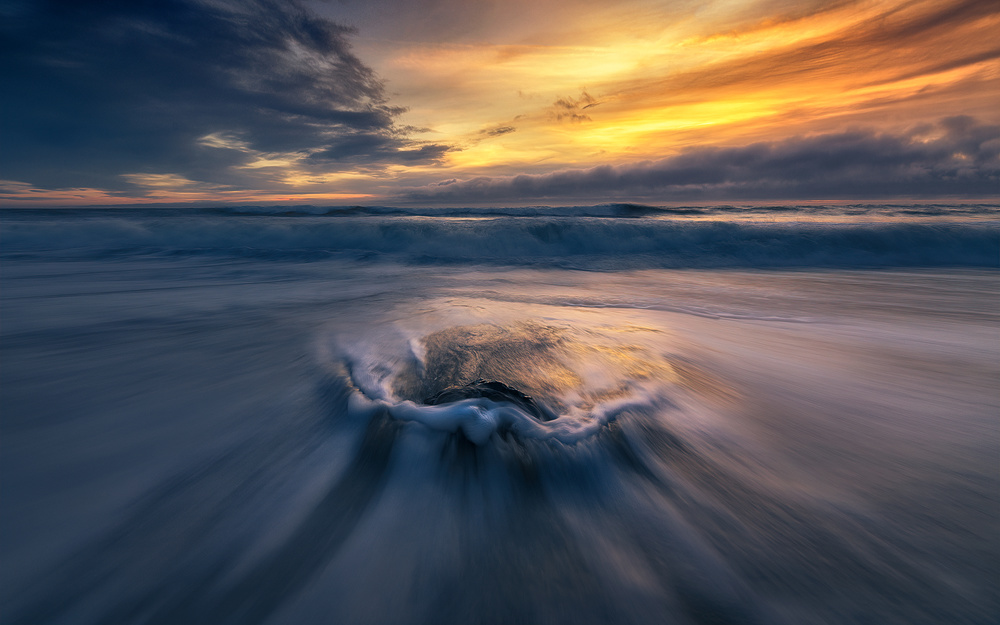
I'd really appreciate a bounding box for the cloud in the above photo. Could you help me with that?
[612,0,998,102]
[549,92,598,123]
[0,0,445,192]
[483,125,517,137]
[306,132,452,165]
[405,117,1000,201]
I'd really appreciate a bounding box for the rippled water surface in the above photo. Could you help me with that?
[1,206,997,624]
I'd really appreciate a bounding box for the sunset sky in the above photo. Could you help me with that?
[2,0,998,206]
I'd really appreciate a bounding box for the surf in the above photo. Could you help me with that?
[1,207,996,625]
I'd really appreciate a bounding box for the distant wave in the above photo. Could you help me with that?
[210,202,1000,219]
[1,207,997,268]
[204,203,710,217]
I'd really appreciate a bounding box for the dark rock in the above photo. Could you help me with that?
[424,379,555,421]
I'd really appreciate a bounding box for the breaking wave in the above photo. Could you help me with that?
[1,205,997,267]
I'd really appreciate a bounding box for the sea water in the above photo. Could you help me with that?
[1,204,997,624]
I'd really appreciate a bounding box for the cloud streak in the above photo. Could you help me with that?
[406,117,1000,202]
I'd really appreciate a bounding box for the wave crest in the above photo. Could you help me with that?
[3,209,997,267]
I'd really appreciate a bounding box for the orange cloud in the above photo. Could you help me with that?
[376,0,999,183]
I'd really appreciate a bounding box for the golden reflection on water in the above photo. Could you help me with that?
[389,304,741,415]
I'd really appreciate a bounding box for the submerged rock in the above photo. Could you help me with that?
[423,379,555,422]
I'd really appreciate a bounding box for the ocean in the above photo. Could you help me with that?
[1,204,997,624]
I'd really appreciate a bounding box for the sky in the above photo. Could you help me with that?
[1,0,998,206]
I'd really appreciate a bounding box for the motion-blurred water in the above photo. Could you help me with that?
[1,205,997,624]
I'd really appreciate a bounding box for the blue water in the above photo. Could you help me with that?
[1,204,998,624]
[2,203,997,268]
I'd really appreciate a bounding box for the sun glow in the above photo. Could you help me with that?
[370,0,1000,181]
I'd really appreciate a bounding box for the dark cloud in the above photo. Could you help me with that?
[406,117,1000,201]
[483,125,517,137]
[549,92,598,123]
[880,47,1000,86]
[307,133,451,164]
[0,0,443,191]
